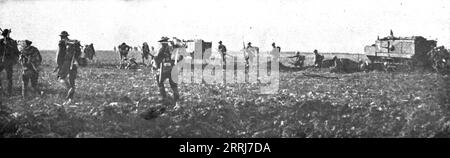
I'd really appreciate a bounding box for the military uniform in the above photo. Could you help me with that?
[314,50,324,67]
[154,37,182,101]
[121,58,139,69]
[118,43,131,60]
[218,41,227,64]
[55,31,81,102]
[0,29,20,95]
[142,43,151,63]
[19,40,42,97]
[84,44,95,60]
[288,52,304,68]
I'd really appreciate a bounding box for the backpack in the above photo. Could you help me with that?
[0,38,20,63]
[20,46,42,71]
[57,39,82,68]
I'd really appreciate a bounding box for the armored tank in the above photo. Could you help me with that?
[364,31,437,70]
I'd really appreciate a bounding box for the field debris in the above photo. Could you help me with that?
[302,72,338,79]
[1,50,450,138]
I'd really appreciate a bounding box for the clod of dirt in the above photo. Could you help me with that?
[140,107,166,120]
[119,96,133,104]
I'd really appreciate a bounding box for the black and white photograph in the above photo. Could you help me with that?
[1,0,450,141]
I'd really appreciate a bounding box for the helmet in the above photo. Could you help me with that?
[158,36,170,42]
[60,31,69,37]
[25,40,32,46]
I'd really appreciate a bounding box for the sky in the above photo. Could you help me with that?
[0,0,449,53]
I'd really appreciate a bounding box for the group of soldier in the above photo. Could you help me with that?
[0,30,85,105]
[115,42,156,69]
[0,28,315,108]
[0,30,188,106]
[0,29,43,100]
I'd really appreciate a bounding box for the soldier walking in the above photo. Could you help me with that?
[154,37,183,102]
[0,29,20,96]
[55,31,82,105]
[19,40,42,97]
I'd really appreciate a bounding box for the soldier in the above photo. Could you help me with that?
[113,46,117,52]
[19,40,42,97]
[313,49,324,68]
[126,58,139,69]
[270,42,281,62]
[55,31,82,105]
[272,42,281,52]
[288,52,305,68]
[218,41,227,64]
[89,43,95,58]
[247,42,253,49]
[154,37,183,102]
[141,42,151,64]
[118,42,131,60]
[0,29,20,96]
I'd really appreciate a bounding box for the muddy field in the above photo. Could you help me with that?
[1,50,450,138]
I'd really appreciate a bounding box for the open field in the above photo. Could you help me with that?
[1,50,450,138]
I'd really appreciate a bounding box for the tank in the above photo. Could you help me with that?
[364,33,437,69]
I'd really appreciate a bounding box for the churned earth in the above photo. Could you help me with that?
[1,50,449,138]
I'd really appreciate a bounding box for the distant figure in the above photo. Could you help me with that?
[19,40,42,97]
[247,42,253,49]
[83,43,96,60]
[0,29,20,96]
[218,41,227,64]
[272,42,281,52]
[243,42,259,69]
[118,42,131,60]
[270,43,281,63]
[288,52,305,68]
[114,46,117,52]
[427,46,450,73]
[120,58,139,69]
[313,49,324,68]
[127,58,139,69]
[141,42,153,64]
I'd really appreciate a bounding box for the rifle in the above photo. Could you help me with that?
[70,46,77,71]
[0,28,6,62]
[159,62,163,83]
